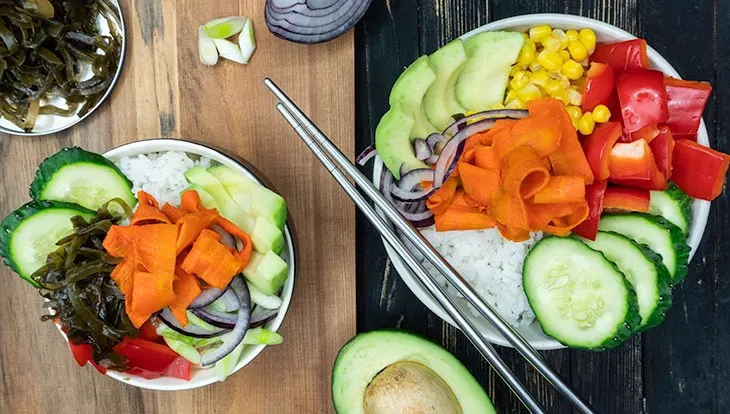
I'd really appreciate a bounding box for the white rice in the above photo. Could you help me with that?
[116,151,212,206]
[420,227,540,327]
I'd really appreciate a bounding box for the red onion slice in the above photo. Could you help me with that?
[159,308,230,338]
[191,307,237,329]
[211,224,236,249]
[426,133,446,153]
[188,287,225,309]
[201,276,252,367]
[356,144,376,166]
[390,168,435,202]
[413,138,432,161]
[265,0,372,44]
[434,119,497,187]
[211,287,241,312]
[251,306,279,326]
[442,109,528,138]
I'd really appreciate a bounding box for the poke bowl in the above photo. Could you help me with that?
[0,139,296,390]
[368,14,719,350]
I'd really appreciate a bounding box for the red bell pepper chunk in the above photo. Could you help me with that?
[591,39,650,71]
[582,62,616,112]
[163,356,193,381]
[609,139,668,191]
[649,126,675,179]
[113,336,180,379]
[571,180,608,241]
[583,122,623,181]
[664,77,712,139]
[672,139,730,201]
[629,124,660,143]
[616,70,669,133]
[602,186,650,213]
[68,341,107,374]
[139,320,163,343]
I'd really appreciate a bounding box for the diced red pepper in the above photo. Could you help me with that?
[649,126,676,179]
[138,320,163,343]
[68,341,107,374]
[571,180,608,241]
[583,122,623,181]
[591,39,650,71]
[582,63,616,112]
[162,356,193,381]
[609,139,668,191]
[629,124,660,143]
[602,186,650,213]
[616,70,669,133]
[113,336,180,379]
[672,139,730,201]
[664,77,712,139]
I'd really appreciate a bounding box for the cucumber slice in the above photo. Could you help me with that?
[0,201,94,285]
[579,231,673,331]
[523,237,640,349]
[30,147,136,211]
[648,182,692,235]
[599,213,690,283]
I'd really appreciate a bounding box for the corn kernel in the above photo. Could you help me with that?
[529,25,552,43]
[544,78,564,96]
[528,61,543,72]
[578,111,596,135]
[511,64,526,76]
[552,29,570,49]
[567,88,583,106]
[517,43,536,66]
[592,104,612,123]
[562,59,584,80]
[552,90,570,105]
[525,38,537,52]
[510,71,530,90]
[542,35,562,52]
[529,70,551,87]
[559,50,571,62]
[505,98,526,109]
[565,105,583,124]
[505,89,517,103]
[490,102,506,110]
[566,29,579,42]
[568,40,588,62]
[516,84,543,102]
[537,50,563,72]
[579,28,597,53]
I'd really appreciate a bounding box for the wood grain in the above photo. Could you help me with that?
[0,1,355,413]
[356,1,729,413]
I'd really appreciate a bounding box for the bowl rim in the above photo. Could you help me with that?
[55,138,297,390]
[0,0,127,137]
[373,13,711,350]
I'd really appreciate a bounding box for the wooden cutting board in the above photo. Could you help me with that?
[0,1,355,412]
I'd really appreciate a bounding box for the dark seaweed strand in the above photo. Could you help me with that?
[33,198,136,369]
[0,0,122,131]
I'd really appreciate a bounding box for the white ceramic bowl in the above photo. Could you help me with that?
[373,13,711,350]
[57,139,297,390]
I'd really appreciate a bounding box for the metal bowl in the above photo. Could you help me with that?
[0,0,127,137]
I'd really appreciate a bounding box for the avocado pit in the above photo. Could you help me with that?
[363,361,462,414]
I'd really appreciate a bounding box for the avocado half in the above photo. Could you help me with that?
[332,330,494,414]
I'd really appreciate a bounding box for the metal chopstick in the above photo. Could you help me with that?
[273,101,545,413]
[265,78,595,414]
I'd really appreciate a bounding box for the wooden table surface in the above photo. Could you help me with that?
[0,1,355,413]
[355,1,730,413]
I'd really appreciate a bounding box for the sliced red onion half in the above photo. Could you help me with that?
[391,168,435,202]
[250,306,279,326]
[201,276,252,367]
[412,138,432,161]
[265,0,373,44]
[158,308,230,338]
[433,118,498,187]
[211,287,241,312]
[191,307,237,329]
[356,144,376,166]
[426,133,446,153]
[442,109,528,138]
[188,287,225,309]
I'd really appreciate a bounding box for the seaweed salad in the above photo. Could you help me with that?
[0,0,122,131]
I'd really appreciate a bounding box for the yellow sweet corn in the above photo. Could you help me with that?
[578,111,596,135]
[516,84,543,102]
[490,102,506,110]
[525,38,537,52]
[529,70,551,87]
[537,50,563,72]
[568,40,588,62]
[559,50,571,62]
[544,78,564,96]
[505,89,517,103]
[579,28,597,53]
[552,29,570,49]
[592,104,611,123]
[511,64,526,76]
[552,90,570,105]
[517,43,536,66]
[505,98,526,109]
[565,105,583,126]
[566,88,583,106]
[510,70,530,90]
[562,59,584,80]
[528,60,543,73]
[529,25,552,43]
[543,35,562,52]
[566,29,579,42]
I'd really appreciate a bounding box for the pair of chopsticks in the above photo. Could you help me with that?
[265,78,595,414]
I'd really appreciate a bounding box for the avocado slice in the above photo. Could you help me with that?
[375,105,427,179]
[455,31,524,111]
[242,250,288,296]
[332,330,494,414]
[388,55,439,141]
[423,39,468,131]
[208,165,287,230]
[184,166,255,233]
